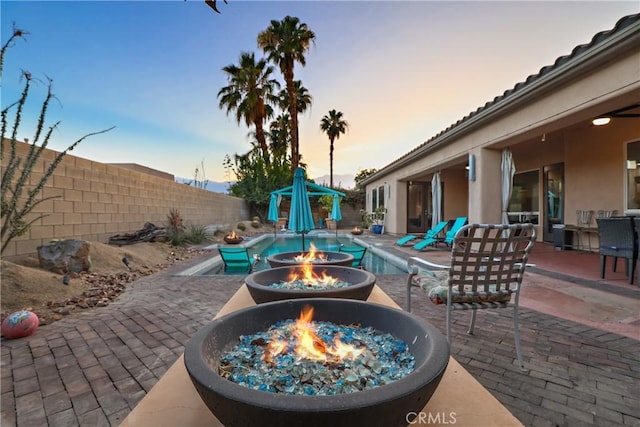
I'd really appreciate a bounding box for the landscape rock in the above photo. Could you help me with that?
[37,239,92,274]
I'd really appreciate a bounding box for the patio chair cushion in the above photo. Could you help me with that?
[414,270,513,305]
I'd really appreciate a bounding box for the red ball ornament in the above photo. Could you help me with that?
[1,310,39,339]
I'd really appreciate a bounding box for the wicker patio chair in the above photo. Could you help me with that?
[596,217,636,284]
[574,209,596,251]
[406,223,536,370]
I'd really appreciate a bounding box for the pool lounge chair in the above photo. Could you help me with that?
[395,234,418,246]
[339,246,367,269]
[413,217,467,251]
[218,247,254,273]
[396,221,448,247]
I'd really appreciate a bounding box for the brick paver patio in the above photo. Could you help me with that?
[1,236,639,426]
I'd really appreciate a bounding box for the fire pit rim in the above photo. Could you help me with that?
[184,298,450,415]
[245,265,376,303]
[267,250,354,268]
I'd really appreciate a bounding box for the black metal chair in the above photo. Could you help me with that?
[596,217,636,284]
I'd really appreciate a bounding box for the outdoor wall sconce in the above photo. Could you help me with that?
[467,154,476,182]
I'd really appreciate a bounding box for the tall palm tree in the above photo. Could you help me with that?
[278,80,313,117]
[268,113,290,159]
[320,109,349,188]
[218,52,280,166]
[257,16,315,173]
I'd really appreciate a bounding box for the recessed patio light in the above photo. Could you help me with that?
[592,117,611,126]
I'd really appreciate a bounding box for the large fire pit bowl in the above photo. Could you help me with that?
[245,265,375,303]
[184,298,450,427]
[267,250,353,268]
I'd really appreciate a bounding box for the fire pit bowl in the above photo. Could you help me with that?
[245,265,376,303]
[267,250,353,268]
[184,298,450,427]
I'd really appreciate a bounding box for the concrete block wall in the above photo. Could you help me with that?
[2,140,250,257]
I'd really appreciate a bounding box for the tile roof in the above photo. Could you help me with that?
[370,13,640,181]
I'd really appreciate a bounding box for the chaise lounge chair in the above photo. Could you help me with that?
[218,247,254,273]
[396,221,448,247]
[339,245,367,269]
[413,217,467,251]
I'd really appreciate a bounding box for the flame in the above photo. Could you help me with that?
[286,263,339,288]
[264,306,364,363]
[353,226,361,232]
[293,243,327,263]
[227,230,239,239]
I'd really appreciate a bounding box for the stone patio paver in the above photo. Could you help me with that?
[1,238,639,426]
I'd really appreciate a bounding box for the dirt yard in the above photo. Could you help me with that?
[1,222,273,327]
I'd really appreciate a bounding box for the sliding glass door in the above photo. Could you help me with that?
[407,181,432,233]
[543,163,564,242]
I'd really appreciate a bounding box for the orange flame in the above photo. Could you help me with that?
[227,230,239,239]
[286,263,339,288]
[264,306,364,363]
[293,243,327,263]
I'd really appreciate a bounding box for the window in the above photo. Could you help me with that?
[508,170,539,224]
[370,185,386,211]
[377,185,385,209]
[627,141,640,210]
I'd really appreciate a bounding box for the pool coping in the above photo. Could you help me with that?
[174,233,409,276]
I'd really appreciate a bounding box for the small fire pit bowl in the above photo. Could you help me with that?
[245,265,375,304]
[267,250,353,268]
[185,298,450,427]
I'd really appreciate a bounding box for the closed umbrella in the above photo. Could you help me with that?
[267,193,280,236]
[431,171,442,229]
[288,167,315,250]
[501,148,516,226]
[330,195,342,236]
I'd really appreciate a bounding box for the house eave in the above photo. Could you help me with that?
[362,15,640,186]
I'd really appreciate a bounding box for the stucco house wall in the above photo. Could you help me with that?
[363,14,640,244]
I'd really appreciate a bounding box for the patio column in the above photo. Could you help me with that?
[468,148,502,224]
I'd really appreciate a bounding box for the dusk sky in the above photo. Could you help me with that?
[2,1,638,185]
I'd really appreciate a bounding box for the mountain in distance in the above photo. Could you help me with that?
[312,174,355,189]
[176,173,356,193]
[175,177,232,194]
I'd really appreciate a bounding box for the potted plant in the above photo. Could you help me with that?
[318,195,337,230]
[371,206,386,234]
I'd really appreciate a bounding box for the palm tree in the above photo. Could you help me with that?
[268,113,290,159]
[320,109,349,188]
[218,52,280,166]
[257,16,315,173]
[278,80,313,117]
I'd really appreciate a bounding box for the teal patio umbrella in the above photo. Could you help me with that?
[267,194,279,224]
[267,194,280,236]
[330,195,342,236]
[288,168,315,250]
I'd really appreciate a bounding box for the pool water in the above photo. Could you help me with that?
[204,235,406,275]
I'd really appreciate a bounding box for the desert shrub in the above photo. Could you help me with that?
[237,222,246,231]
[166,208,186,246]
[251,219,260,228]
[184,224,211,245]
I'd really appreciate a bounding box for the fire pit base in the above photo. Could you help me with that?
[185,298,450,427]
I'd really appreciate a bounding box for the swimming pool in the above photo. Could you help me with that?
[181,233,407,275]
